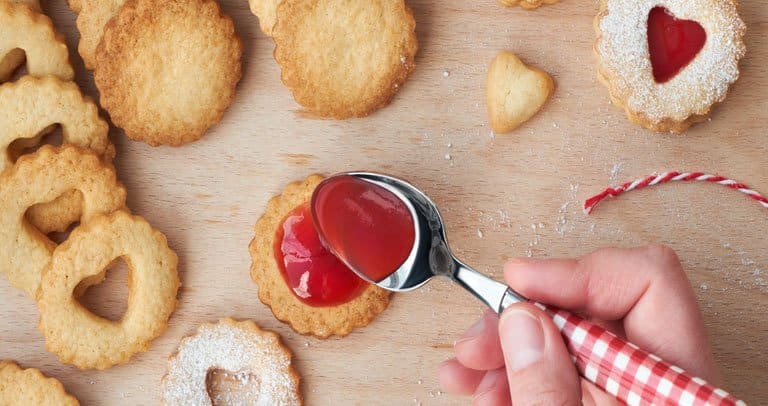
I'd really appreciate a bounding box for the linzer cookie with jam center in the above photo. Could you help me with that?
[594,0,745,133]
[249,175,391,338]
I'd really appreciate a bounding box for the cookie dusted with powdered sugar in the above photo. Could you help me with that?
[594,0,745,132]
[161,319,301,406]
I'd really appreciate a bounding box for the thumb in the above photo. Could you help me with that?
[498,303,581,405]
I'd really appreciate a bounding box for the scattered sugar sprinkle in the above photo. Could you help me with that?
[442,71,450,78]
[444,153,452,160]
[477,229,484,239]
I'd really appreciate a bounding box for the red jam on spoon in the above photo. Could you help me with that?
[311,175,415,283]
[273,203,367,307]
[647,7,706,83]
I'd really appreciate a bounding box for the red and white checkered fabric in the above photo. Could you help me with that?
[535,303,745,406]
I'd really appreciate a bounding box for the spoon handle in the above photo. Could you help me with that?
[534,302,744,406]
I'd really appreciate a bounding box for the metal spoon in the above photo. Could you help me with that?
[312,171,743,406]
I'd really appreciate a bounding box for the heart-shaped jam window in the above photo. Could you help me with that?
[647,7,706,83]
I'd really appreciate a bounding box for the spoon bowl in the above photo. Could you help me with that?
[313,171,526,310]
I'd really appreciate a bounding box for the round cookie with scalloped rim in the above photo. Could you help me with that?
[0,361,79,405]
[249,175,391,338]
[161,318,301,405]
[272,0,418,119]
[93,0,242,146]
[594,0,746,133]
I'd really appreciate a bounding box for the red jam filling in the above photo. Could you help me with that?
[647,7,706,83]
[312,175,415,283]
[274,203,367,307]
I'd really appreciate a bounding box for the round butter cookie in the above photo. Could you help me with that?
[594,0,746,132]
[161,318,301,406]
[272,0,418,119]
[0,361,79,405]
[93,0,242,146]
[249,175,391,338]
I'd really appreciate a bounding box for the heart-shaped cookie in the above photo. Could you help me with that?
[647,7,706,83]
[594,0,745,133]
[486,51,554,134]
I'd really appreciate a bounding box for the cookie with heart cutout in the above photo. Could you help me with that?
[594,0,746,133]
[0,1,73,83]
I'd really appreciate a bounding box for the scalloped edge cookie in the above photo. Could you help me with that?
[272,0,418,119]
[0,361,79,405]
[249,175,391,338]
[93,0,242,146]
[161,318,302,405]
[0,1,73,83]
[594,0,746,133]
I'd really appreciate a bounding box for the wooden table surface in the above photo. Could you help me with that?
[1,0,766,404]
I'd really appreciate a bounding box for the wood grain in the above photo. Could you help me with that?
[1,0,766,404]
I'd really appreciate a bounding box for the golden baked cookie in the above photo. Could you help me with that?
[249,0,280,36]
[0,146,126,297]
[594,0,746,132]
[0,0,42,81]
[161,318,302,405]
[249,175,391,338]
[272,0,418,119]
[0,2,73,83]
[66,0,125,69]
[93,0,242,146]
[486,51,554,133]
[0,76,115,234]
[0,361,79,405]
[497,0,558,10]
[37,210,179,370]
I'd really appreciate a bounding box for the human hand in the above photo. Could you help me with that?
[438,245,721,405]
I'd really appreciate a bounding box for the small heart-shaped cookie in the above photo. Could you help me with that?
[486,51,554,134]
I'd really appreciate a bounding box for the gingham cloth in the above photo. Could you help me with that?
[534,303,746,405]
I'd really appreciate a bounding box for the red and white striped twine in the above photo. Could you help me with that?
[584,171,768,215]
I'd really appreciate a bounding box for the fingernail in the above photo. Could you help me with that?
[498,308,545,372]
[456,317,485,345]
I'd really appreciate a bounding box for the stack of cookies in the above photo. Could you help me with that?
[0,1,183,401]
